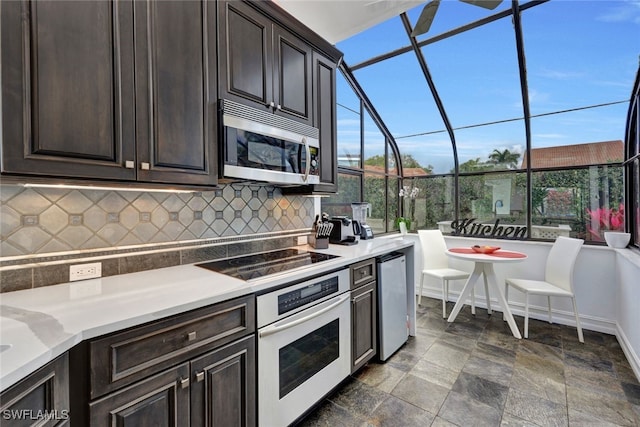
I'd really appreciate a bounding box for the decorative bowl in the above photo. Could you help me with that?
[472,245,500,254]
[604,231,630,249]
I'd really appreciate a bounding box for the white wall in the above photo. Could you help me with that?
[616,249,640,380]
[410,233,640,378]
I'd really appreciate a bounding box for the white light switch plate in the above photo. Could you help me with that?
[69,262,102,281]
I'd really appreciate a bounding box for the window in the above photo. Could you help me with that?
[626,66,640,248]
[322,69,402,234]
[332,1,638,244]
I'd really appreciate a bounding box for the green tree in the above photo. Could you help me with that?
[488,149,521,169]
[365,153,433,174]
[456,158,494,173]
[364,155,385,167]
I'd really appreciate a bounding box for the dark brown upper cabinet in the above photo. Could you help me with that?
[0,0,217,186]
[1,1,136,181]
[218,0,313,126]
[312,51,339,193]
[133,1,217,185]
[282,51,339,194]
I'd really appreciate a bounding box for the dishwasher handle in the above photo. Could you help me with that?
[258,293,349,338]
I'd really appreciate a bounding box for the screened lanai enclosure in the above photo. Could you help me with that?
[277,0,640,248]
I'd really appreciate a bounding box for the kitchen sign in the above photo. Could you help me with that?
[450,218,527,239]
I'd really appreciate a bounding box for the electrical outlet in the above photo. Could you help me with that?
[297,235,308,245]
[69,262,102,281]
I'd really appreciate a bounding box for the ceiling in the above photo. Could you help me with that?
[273,0,425,44]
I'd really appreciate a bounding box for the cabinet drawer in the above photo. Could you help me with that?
[350,258,376,289]
[89,295,255,398]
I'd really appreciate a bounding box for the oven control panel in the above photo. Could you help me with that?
[278,277,339,315]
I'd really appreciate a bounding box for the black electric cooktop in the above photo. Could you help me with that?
[196,248,339,281]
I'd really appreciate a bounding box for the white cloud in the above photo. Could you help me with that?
[537,68,585,80]
[596,0,640,24]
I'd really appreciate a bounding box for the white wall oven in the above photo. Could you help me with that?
[257,268,351,427]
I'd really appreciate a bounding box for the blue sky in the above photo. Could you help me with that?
[334,0,640,173]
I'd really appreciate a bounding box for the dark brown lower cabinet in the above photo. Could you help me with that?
[351,282,377,373]
[70,295,256,426]
[89,362,190,427]
[350,258,377,374]
[190,336,256,427]
[0,353,70,427]
[86,335,256,427]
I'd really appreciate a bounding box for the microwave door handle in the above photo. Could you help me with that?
[258,293,349,338]
[302,137,310,183]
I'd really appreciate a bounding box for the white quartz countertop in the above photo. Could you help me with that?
[0,235,413,392]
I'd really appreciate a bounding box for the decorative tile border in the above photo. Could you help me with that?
[0,182,317,292]
[1,183,314,257]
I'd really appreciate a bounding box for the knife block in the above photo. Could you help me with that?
[309,235,329,249]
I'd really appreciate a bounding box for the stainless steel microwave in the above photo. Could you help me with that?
[220,99,320,185]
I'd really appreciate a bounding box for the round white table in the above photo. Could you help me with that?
[446,248,527,339]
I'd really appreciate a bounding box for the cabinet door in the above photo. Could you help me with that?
[89,362,190,427]
[272,26,313,125]
[1,0,136,180]
[218,1,273,114]
[0,353,69,427]
[351,282,377,373]
[312,51,338,192]
[133,0,217,185]
[190,336,256,427]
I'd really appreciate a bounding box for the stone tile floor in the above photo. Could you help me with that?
[297,297,640,427]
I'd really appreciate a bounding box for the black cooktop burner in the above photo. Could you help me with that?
[196,248,339,281]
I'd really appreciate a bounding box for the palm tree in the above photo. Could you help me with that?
[488,149,520,169]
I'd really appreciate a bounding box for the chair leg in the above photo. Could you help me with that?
[471,287,476,315]
[444,280,449,302]
[524,293,530,339]
[418,273,425,307]
[442,279,447,318]
[547,296,552,324]
[483,272,492,314]
[572,297,584,343]
[503,283,509,321]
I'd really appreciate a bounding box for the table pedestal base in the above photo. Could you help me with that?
[447,262,522,339]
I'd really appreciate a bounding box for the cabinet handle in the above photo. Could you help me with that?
[140,162,150,170]
[179,377,190,389]
[125,160,135,169]
[196,371,205,382]
[187,331,197,341]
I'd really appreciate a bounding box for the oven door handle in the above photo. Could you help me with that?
[258,293,349,338]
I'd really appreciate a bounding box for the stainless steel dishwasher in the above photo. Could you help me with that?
[376,252,409,361]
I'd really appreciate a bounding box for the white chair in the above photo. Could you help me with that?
[504,236,584,342]
[418,230,472,318]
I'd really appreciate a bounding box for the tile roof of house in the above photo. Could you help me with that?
[520,140,623,169]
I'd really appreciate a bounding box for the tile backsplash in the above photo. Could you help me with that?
[1,183,314,258]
